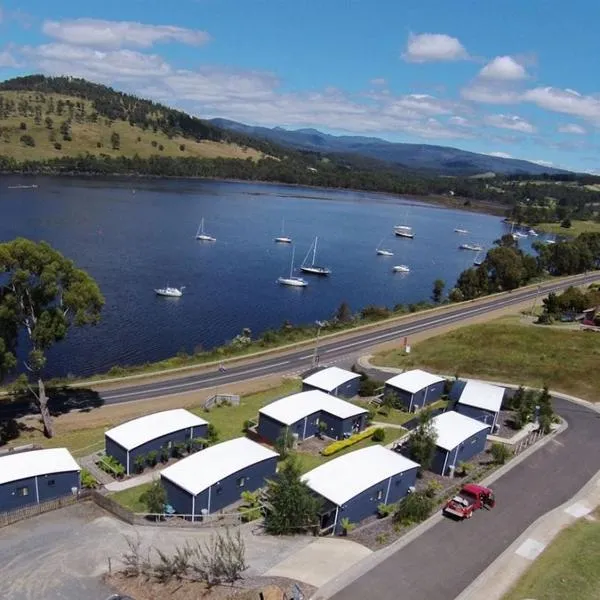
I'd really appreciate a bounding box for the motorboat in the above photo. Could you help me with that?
[454,228,469,234]
[300,237,331,275]
[528,229,539,236]
[155,285,185,297]
[473,250,484,266]
[459,243,483,251]
[196,218,216,242]
[394,225,414,239]
[274,219,292,244]
[393,265,410,273]
[277,247,308,287]
[376,237,394,256]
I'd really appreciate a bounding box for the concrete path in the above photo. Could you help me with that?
[105,471,157,492]
[266,538,372,587]
[456,468,600,600]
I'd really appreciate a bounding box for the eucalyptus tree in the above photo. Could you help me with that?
[0,238,104,437]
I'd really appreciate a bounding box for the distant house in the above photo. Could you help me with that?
[384,369,445,411]
[302,366,361,399]
[160,437,278,519]
[0,448,80,512]
[105,409,208,475]
[303,445,420,534]
[430,411,490,476]
[452,380,505,430]
[257,390,368,445]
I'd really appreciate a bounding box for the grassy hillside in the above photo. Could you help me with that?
[0,89,265,162]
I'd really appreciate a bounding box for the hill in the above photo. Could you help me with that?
[210,118,570,177]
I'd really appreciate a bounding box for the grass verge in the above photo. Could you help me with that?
[109,482,153,512]
[503,509,600,600]
[536,220,600,237]
[374,317,600,402]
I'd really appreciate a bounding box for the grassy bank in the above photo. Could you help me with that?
[536,220,600,236]
[374,316,600,401]
[503,509,600,600]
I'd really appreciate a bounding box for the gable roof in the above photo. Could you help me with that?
[302,367,361,393]
[431,411,490,451]
[303,445,420,506]
[457,380,504,413]
[160,437,278,496]
[385,369,445,394]
[0,448,80,485]
[258,390,367,426]
[105,409,208,451]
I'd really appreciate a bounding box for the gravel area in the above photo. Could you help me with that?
[297,436,329,454]
[493,410,521,438]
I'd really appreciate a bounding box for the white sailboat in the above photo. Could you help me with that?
[274,219,292,243]
[277,247,308,287]
[393,264,410,273]
[454,228,469,234]
[196,218,216,242]
[155,285,185,297]
[394,209,414,239]
[300,237,331,275]
[528,229,538,237]
[459,242,483,251]
[376,237,394,256]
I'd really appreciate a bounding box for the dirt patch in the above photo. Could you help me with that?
[297,436,329,455]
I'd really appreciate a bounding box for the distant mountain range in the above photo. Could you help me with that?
[210,118,570,177]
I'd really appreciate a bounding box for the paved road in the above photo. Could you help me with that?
[328,397,600,600]
[97,272,599,405]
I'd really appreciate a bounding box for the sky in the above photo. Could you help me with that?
[0,0,599,172]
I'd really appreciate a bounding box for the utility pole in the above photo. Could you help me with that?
[312,320,325,367]
[531,285,542,317]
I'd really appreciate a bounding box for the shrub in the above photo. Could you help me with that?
[172,442,186,458]
[375,532,389,545]
[393,491,433,526]
[206,423,219,444]
[490,442,512,465]
[275,430,295,459]
[377,503,396,518]
[19,134,35,147]
[358,377,380,397]
[80,468,98,489]
[19,121,26,130]
[321,427,375,456]
[179,144,186,151]
[239,490,262,522]
[158,144,164,151]
[140,480,167,514]
[242,419,254,433]
[457,461,474,477]
[98,455,125,478]
[147,450,158,467]
[367,407,377,425]
[424,479,443,499]
[134,455,146,474]
[160,446,170,463]
[340,517,356,535]
[53,142,62,150]
[371,428,386,442]
[318,421,328,438]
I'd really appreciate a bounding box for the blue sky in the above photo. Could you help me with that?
[0,0,599,172]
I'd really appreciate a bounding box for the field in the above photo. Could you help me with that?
[503,509,600,600]
[374,316,600,402]
[536,220,600,236]
[0,90,265,162]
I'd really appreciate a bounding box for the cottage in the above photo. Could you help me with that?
[160,437,278,519]
[303,445,420,534]
[430,411,490,476]
[384,369,445,411]
[302,366,361,399]
[257,390,368,445]
[105,409,208,475]
[453,380,505,430]
[0,448,80,512]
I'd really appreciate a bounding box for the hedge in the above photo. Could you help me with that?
[321,427,376,456]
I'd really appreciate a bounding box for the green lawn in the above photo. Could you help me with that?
[503,509,600,600]
[360,399,449,426]
[374,318,600,402]
[536,220,600,237]
[109,482,153,512]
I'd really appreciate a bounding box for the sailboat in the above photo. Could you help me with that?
[155,285,185,297]
[454,227,469,234]
[528,228,538,237]
[300,237,331,275]
[196,218,216,242]
[459,242,483,251]
[376,237,394,256]
[277,247,308,287]
[274,219,292,243]
[394,209,414,239]
[393,264,410,273]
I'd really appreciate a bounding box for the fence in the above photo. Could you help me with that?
[204,393,240,409]
[90,490,136,524]
[0,443,42,457]
[512,428,545,456]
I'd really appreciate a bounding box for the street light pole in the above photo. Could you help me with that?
[312,320,325,368]
[531,285,542,317]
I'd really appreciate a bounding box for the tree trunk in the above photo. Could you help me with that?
[37,378,54,438]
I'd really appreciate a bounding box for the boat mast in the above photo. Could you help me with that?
[289,247,295,278]
[312,237,318,266]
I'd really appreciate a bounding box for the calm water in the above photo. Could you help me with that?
[0,175,547,377]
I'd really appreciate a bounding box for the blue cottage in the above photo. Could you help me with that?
[160,437,279,519]
[303,445,420,534]
[0,448,80,512]
[453,380,505,431]
[105,408,208,475]
[302,366,361,399]
[257,390,368,445]
[430,411,490,476]
[384,369,446,412]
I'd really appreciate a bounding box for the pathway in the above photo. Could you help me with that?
[105,471,157,492]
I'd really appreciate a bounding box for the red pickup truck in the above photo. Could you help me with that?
[443,484,496,520]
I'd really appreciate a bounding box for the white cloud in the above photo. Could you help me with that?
[479,56,527,81]
[530,159,554,167]
[485,113,536,133]
[370,78,386,86]
[402,33,468,63]
[524,87,600,122]
[0,49,17,67]
[558,123,587,135]
[488,151,513,158]
[461,83,522,104]
[42,18,211,49]
[449,116,471,126]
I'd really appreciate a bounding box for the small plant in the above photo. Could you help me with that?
[97,455,126,479]
[340,517,356,536]
[134,455,146,474]
[80,468,98,489]
[53,142,62,150]
[375,533,389,545]
[377,503,395,518]
[242,419,254,433]
[160,446,170,463]
[424,479,443,499]
[147,450,158,467]
[490,442,512,465]
[371,428,386,442]
[457,461,474,477]
[366,407,377,425]
[206,423,219,445]
[275,430,295,459]
[140,480,167,515]
[172,442,186,458]
[318,421,328,438]
[239,490,262,522]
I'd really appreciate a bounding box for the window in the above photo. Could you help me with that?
[167,441,173,449]
[47,479,56,487]
[376,489,383,501]
[236,477,246,488]
[216,487,223,495]
[17,486,29,497]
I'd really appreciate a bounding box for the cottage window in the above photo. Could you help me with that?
[236,477,246,488]
[376,489,383,500]
[17,486,29,497]
[47,479,56,487]
[216,487,223,495]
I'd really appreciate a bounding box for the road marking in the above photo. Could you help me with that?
[515,538,546,560]
[564,502,592,518]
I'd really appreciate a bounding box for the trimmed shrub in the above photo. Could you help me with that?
[98,455,125,478]
[321,427,375,456]
[146,450,158,467]
[377,503,396,518]
[340,517,356,535]
[160,446,170,463]
[134,455,146,474]
[371,428,386,442]
[80,468,98,489]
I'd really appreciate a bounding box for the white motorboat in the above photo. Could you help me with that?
[393,265,410,273]
[277,247,308,287]
[376,237,394,256]
[528,229,538,236]
[454,228,469,234]
[155,285,185,297]
[394,225,414,239]
[274,219,292,244]
[514,231,528,239]
[300,237,331,275]
[196,218,216,242]
[459,243,483,251]
[473,250,484,266]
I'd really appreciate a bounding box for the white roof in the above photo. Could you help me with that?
[431,411,490,451]
[385,369,445,393]
[160,437,278,496]
[302,445,420,506]
[303,367,361,393]
[0,448,80,485]
[105,409,208,451]
[457,380,504,413]
[259,390,367,425]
